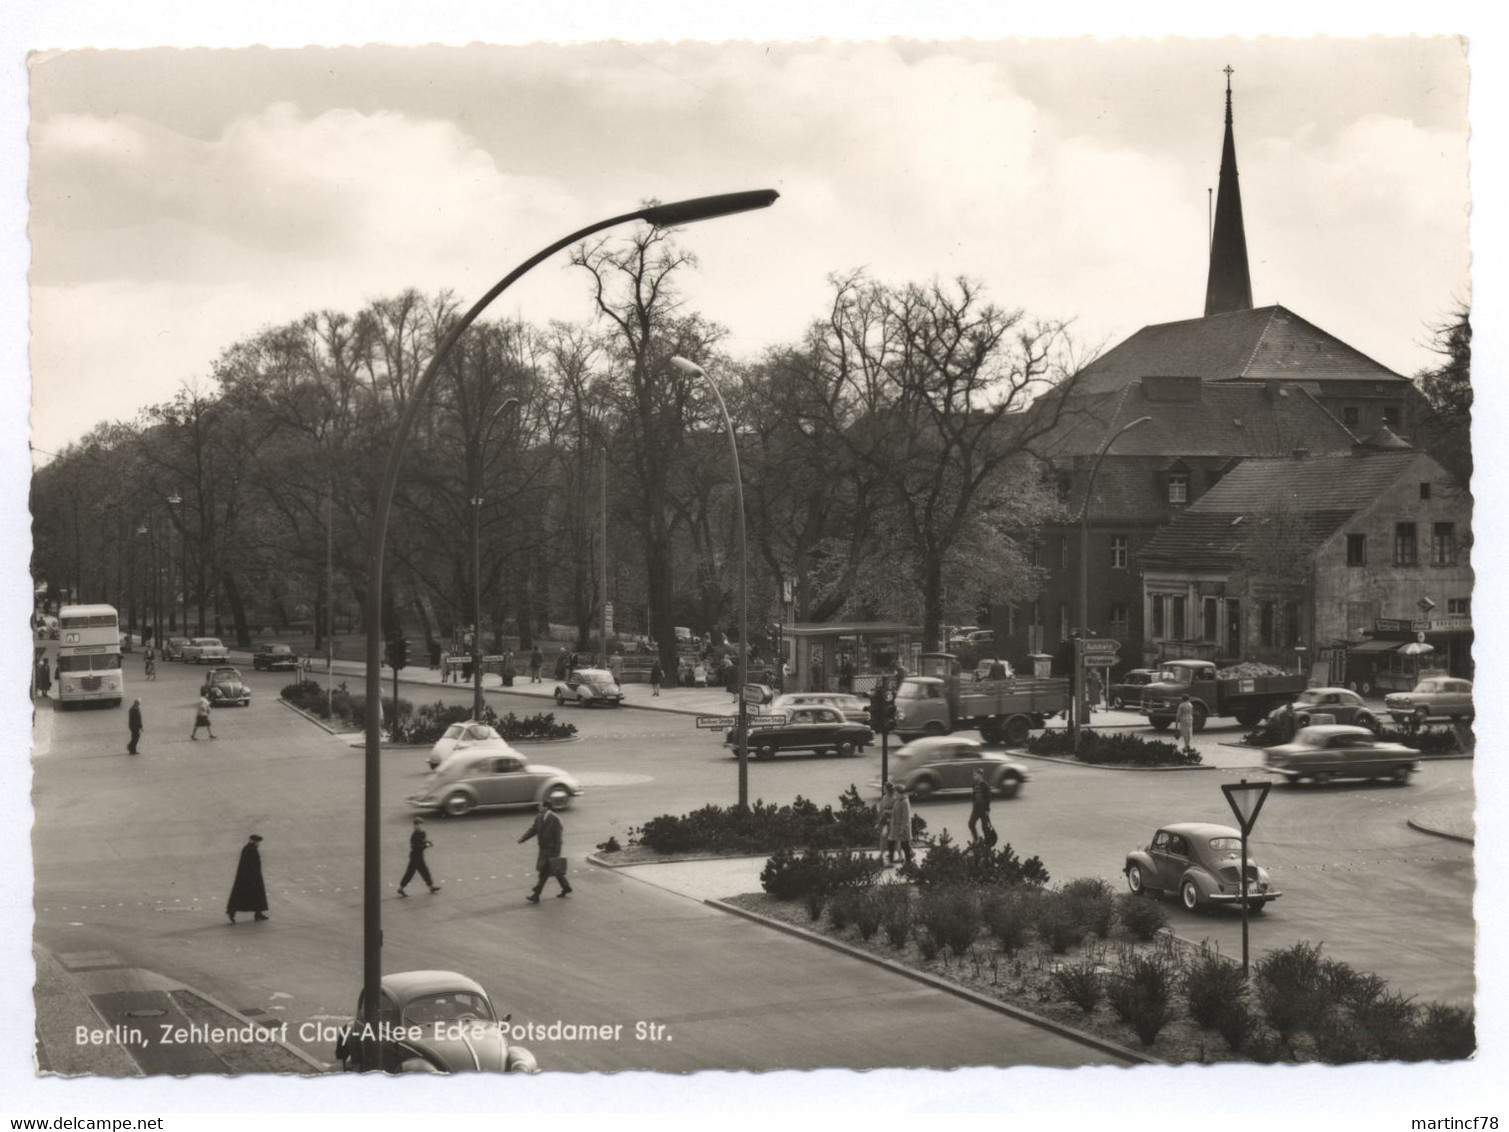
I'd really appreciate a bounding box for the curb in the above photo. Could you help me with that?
[1406,817,1475,845]
[178,986,330,1074]
[587,850,773,870]
[1013,751,1217,772]
[703,897,1157,1067]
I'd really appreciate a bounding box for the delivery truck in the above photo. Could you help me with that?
[894,653,1071,745]
[1139,659,1308,731]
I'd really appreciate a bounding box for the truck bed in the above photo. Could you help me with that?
[955,676,1071,720]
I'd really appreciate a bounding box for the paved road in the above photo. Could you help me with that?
[32,657,1474,1074]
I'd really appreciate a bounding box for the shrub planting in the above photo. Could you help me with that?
[982,889,1036,955]
[1115,893,1169,941]
[852,891,884,940]
[828,889,856,931]
[759,847,827,900]
[914,924,942,961]
[1109,952,1180,1047]
[1025,728,1199,767]
[1052,959,1105,1014]
[279,683,577,743]
[917,889,979,957]
[633,787,886,855]
[1412,1003,1476,1060]
[1255,941,1327,1044]
[878,885,913,949]
[904,831,1049,889]
[1061,877,1115,939]
[1214,998,1257,1052]
[1184,951,1248,1031]
[1031,890,1081,954]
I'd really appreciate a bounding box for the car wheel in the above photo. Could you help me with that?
[911,775,938,798]
[1112,695,1125,709]
[555,690,566,706]
[1311,771,1333,786]
[442,792,473,817]
[922,720,947,737]
[543,783,573,810]
[755,743,776,761]
[1356,712,1378,734]
[835,740,857,757]
[1181,879,1202,912]
[578,694,590,708]
[1003,716,1030,746]
[994,773,1022,799]
[1247,898,1267,915]
[1392,764,1413,785]
[1127,864,1146,896]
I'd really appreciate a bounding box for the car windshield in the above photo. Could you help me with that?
[194,639,222,647]
[1295,691,1324,705]
[895,683,926,700]
[578,669,612,682]
[1206,837,1242,853]
[401,991,495,1026]
[442,724,465,740]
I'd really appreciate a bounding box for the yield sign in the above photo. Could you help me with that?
[1222,779,1271,835]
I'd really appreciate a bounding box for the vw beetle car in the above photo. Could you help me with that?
[253,643,301,671]
[1384,677,1474,729]
[554,667,624,707]
[427,720,513,769]
[886,735,1028,799]
[1264,724,1419,784]
[204,665,251,707]
[409,751,582,817]
[334,970,539,1074]
[1264,687,1379,739]
[1124,822,1280,913]
[726,705,873,759]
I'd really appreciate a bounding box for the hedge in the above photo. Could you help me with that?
[1026,728,1200,766]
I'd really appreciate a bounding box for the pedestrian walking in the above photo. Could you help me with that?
[1176,694,1196,755]
[967,769,996,846]
[35,656,50,698]
[649,660,663,697]
[890,786,916,866]
[127,698,143,755]
[1087,668,1103,714]
[555,651,568,681]
[226,834,269,923]
[529,647,544,683]
[518,799,572,902]
[397,817,441,896]
[190,693,216,740]
[877,782,897,863]
[608,652,623,683]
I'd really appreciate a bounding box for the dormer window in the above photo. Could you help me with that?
[1167,472,1188,504]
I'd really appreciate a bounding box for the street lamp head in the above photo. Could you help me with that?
[135,525,148,536]
[166,491,181,506]
[639,190,779,229]
[669,356,706,378]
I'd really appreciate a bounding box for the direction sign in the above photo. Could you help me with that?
[747,713,789,728]
[697,713,789,729]
[696,716,738,729]
[742,682,773,706]
[1082,653,1118,667]
[1078,639,1119,654]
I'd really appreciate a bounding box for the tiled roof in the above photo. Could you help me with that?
[1073,306,1407,396]
[1137,452,1421,571]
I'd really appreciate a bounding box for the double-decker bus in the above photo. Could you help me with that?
[56,603,124,708]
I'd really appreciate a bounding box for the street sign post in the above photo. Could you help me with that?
[696,716,737,729]
[1081,653,1118,667]
[1080,639,1119,654]
[697,713,787,729]
[742,683,772,707]
[1222,778,1272,977]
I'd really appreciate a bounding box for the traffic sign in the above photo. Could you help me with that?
[697,713,789,729]
[1078,639,1119,654]
[742,683,773,706]
[1082,653,1118,667]
[696,716,737,729]
[747,713,789,728]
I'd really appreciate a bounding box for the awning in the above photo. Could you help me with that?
[1348,639,1404,654]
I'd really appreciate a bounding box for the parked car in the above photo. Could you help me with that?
[1384,677,1474,728]
[771,692,871,725]
[334,970,539,1074]
[427,721,513,770]
[409,751,582,817]
[1264,687,1380,739]
[554,667,624,708]
[161,636,190,662]
[1264,724,1419,785]
[1124,822,1281,913]
[253,643,301,671]
[726,705,873,760]
[885,735,1028,799]
[204,665,251,707]
[181,637,230,664]
[1109,668,1158,709]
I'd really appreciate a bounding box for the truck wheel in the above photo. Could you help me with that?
[1192,704,1208,732]
[922,720,947,737]
[1003,716,1030,746]
[979,720,1003,745]
[1148,716,1172,732]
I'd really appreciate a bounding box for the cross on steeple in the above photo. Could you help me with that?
[1224,64,1234,86]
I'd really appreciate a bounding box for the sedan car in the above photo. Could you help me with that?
[253,643,301,671]
[771,692,871,724]
[885,735,1028,799]
[1264,724,1419,785]
[554,667,624,707]
[181,637,230,664]
[1124,822,1281,913]
[161,636,190,662]
[427,720,513,770]
[408,751,583,817]
[727,705,873,760]
[1109,669,1157,709]
[1385,677,1474,728]
[1264,686,1380,739]
[334,970,539,1074]
[204,665,251,707]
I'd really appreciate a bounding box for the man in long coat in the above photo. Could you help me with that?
[127,698,143,755]
[518,800,572,902]
[226,834,269,923]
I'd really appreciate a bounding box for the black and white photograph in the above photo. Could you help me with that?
[3,3,1505,1123]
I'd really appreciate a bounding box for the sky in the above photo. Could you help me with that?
[4,2,1507,1123]
[22,36,1472,456]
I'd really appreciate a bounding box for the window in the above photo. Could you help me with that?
[1283,601,1301,649]
[1061,535,1070,569]
[1167,473,1188,504]
[1394,522,1418,566]
[1420,482,1432,500]
[1448,598,1470,615]
[1059,603,1069,643]
[1346,534,1366,567]
[1110,536,1128,569]
[1170,596,1186,640]
[1109,603,1129,632]
[1202,597,1218,642]
[1260,601,1275,647]
[1151,595,1165,638]
[1431,522,1457,566]
[1383,405,1401,428]
[1343,406,1360,430]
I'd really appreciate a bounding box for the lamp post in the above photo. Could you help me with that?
[357,190,778,1066]
[135,524,154,646]
[165,491,182,637]
[670,356,750,810]
[473,396,520,720]
[1073,416,1152,748]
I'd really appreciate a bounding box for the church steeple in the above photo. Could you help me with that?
[1204,66,1254,317]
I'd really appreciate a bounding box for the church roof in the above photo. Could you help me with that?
[1071,305,1408,397]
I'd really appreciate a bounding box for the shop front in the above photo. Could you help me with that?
[1344,616,1472,695]
[783,622,922,694]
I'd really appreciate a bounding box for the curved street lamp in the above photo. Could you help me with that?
[670,355,750,810]
[358,190,779,1063]
[472,396,521,720]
